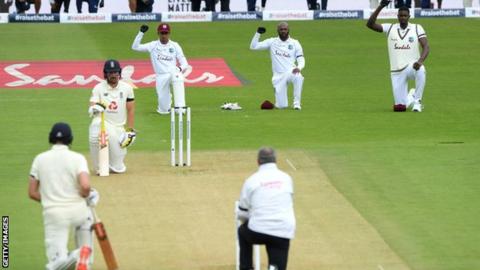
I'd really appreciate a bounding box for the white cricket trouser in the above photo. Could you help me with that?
[89,118,127,173]
[390,63,426,105]
[272,72,304,109]
[370,0,379,8]
[43,203,93,270]
[155,72,186,113]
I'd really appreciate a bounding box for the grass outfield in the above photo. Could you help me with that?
[0,18,479,269]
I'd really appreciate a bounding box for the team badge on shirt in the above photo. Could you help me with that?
[169,48,174,53]
[409,37,415,43]
[288,45,293,50]
[120,92,123,99]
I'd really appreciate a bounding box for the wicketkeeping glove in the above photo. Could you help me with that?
[380,0,391,7]
[86,188,100,207]
[88,102,107,117]
[140,24,149,33]
[257,27,266,34]
[119,127,137,148]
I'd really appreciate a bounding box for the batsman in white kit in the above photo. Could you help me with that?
[131,23,189,114]
[250,22,305,110]
[28,122,100,270]
[88,59,136,174]
[367,1,430,112]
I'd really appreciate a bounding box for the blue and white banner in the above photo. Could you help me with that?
[315,10,363,20]
[212,11,261,21]
[415,8,465,17]
[263,10,314,21]
[8,13,59,22]
[60,13,111,23]
[363,8,415,19]
[162,11,212,22]
[465,7,480,17]
[0,13,8,23]
[112,13,161,22]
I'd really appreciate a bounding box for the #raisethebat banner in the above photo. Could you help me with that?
[11,0,477,14]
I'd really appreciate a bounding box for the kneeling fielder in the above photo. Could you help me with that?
[250,22,305,110]
[367,1,430,112]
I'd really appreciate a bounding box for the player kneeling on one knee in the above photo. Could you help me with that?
[250,22,305,110]
[366,1,430,112]
[88,59,136,175]
[132,23,190,114]
[29,122,100,270]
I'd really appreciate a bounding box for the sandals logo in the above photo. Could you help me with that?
[0,59,242,89]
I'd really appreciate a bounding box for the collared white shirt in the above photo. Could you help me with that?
[30,145,89,209]
[250,33,305,74]
[89,80,134,127]
[239,163,296,239]
[382,23,426,72]
[132,32,189,74]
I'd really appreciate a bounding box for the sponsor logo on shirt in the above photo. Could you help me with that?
[394,43,411,50]
[274,50,291,58]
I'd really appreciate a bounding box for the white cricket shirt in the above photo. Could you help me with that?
[382,23,426,72]
[250,33,305,74]
[239,163,296,239]
[30,145,89,209]
[90,80,134,127]
[132,32,189,74]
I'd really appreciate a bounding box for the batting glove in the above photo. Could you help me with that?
[119,128,137,148]
[140,24,149,33]
[88,102,107,117]
[257,27,266,34]
[86,188,100,207]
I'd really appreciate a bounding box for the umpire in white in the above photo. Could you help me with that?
[28,122,99,270]
[237,147,296,270]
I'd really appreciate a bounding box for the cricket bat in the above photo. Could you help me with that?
[98,111,109,177]
[91,207,119,270]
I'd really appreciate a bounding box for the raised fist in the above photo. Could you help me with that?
[140,25,149,33]
[257,27,266,34]
[380,0,391,7]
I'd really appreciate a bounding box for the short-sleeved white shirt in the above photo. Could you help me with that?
[89,80,134,127]
[251,33,304,74]
[382,23,426,72]
[30,145,89,209]
[239,163,296,239]
[132,32,189,74]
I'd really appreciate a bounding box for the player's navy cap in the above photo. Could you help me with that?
[157,23,171,33]
[49,122,73,145]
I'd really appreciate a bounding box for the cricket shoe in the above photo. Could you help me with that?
[75,246,92,270]
[407,88,415,108]
[156,109,170,115]
[412,100,423,112]
[293,105,302,110]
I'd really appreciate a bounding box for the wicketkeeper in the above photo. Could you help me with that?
[88,59,136,174]
[132,23,189,115]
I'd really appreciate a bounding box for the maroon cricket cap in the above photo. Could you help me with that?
[157,23,171,33]
[261,100,275,110]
